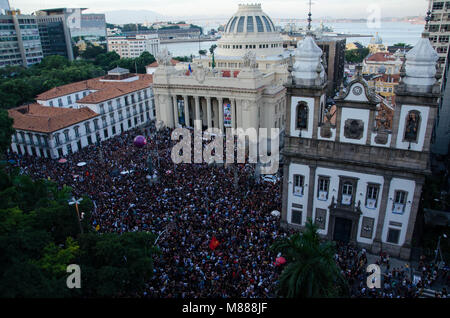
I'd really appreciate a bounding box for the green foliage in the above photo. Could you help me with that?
[199,50,207,56]
[209,44,217,55]
[393,43,412,49]
[271,219,349,298]
[173,56,192,62]
[0,170,157,297]
[79,232,158,297]
[345,48,370,64]
[0,56,104,110]
[80,43,107,60]
[0,109,14,155]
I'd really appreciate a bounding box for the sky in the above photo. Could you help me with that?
[8,0,428,19]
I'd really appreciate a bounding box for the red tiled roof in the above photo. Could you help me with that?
[366,52,396,62]
[8,104,99,133]
[374,74,400,83]
[36,74,153,103]
[147,59,180,68]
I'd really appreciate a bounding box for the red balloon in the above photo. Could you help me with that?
[133,135,147,148]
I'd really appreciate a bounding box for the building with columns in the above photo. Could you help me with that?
[152,4,288,145]
[281,31,441,260]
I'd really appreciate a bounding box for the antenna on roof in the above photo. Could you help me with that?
[307,0,313,32]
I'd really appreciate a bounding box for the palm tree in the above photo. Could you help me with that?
[271,219,349,298]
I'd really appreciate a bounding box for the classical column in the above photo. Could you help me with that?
[334,106,342,142]
[366,109,375,145]
[400,179,424,259]
[372,175,392,254]
[172,96,179,128]
[218,97,224,133]
[194,96,201,129]
[231,98,236,129]
[206,97,212,129]
[183,95,189,127]
[307,165,317,221]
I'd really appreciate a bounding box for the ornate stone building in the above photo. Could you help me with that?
[281,32,441,260]
[152,4,288,140]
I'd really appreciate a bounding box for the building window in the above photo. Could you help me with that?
[100,104,105,114]
[366,184,379,209]
[386,228,401,244]
[74,126,80,138]
[58,98,63,107]
[55,133,61,146]
[49,101,54,107]
[66,143,72,155]
[317,176,329,200]
[293,174,304,196]
[393,190,407,214]
[342,182,353,205]
[296,101,308,130]
[67,95,72,104]
[64,130,70,143]
[291,209,302,225]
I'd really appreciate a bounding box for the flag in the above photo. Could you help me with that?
[188,64,193,73]
[209,236,219,250]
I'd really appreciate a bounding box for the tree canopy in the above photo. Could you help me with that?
[0,168,157,297]
[271,219,349,298]
[345,48,370,64]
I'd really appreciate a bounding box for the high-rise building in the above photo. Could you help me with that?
[0,9,43,68]
[34,10,74,61]
[35,8,106,40]
[281,31,441,260]
[426,1,450,155]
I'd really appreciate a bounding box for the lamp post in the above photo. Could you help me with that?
[434,233,447,267]
[68,197,84,234]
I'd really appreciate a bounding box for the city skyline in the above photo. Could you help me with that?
[9,0,428,20]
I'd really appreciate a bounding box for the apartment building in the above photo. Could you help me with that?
[107,34,160,58]
[0,9,43,67]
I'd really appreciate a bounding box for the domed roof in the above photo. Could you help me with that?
[216,4,284,58]
[224,4,276,34]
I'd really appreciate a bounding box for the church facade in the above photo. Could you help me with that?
[281,32,441,260]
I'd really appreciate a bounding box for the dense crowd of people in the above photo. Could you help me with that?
[7,122,448,298]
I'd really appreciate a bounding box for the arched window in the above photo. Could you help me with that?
[404,110,421,143]
[296,101,308,130]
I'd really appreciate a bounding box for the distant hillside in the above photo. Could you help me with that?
[104,10,167,25]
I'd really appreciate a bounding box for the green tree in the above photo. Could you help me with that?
[0,109,14,155]
[0,170,158,297]
[345,48,370,64]
[271,219,348,298]
[209,44,217,55]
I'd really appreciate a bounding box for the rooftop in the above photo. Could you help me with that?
[147,59,180,68]
[36,73,153,104]
[8,103,99,133]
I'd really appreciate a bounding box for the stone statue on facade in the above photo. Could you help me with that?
[243,51,257,69]
[156,48,172,67]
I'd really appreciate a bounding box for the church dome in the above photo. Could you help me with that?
[216,4,284,58]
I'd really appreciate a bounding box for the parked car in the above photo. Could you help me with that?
[261,174,279,184]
